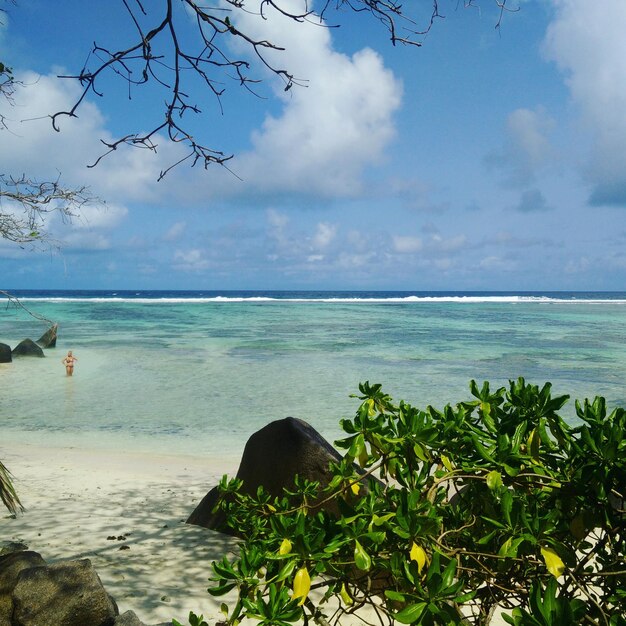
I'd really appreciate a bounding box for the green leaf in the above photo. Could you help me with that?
[354,539,372,571]
[471,434,496,463]
[395,602,427,624]
[348,434,365,460]
[372,512,395,526]
[273,559,297,583]
[500,489,513,526]
[413,443,429,462]
[486,470,503,490]
[385,589,407,602]
[441,556,457,589]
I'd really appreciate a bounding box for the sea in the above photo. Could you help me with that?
[1,290,625,462]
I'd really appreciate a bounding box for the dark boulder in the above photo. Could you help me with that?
[36,323,58,348]
[11,558,118,626]
[0,343,11,363]
[0,550,47,625]
[0,548,168,626]
[11,339,44,358]
[187,417,346,532]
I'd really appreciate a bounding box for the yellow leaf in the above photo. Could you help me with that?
[293,567,311,605]
[279,538,292,555]
[441,455,454,472]
[340,582,353,606]
[409,542,428,574]
[350,482,361,496]
[541,546,565,578]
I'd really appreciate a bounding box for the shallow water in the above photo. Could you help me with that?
[2,291,625,459]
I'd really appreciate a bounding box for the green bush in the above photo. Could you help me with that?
[200,379,626,625]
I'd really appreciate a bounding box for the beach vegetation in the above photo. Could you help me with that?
[201,378,626,625]
[0,458,23,516]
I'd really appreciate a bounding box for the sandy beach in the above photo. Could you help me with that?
[1,440,516,626]
[1,442,240,624]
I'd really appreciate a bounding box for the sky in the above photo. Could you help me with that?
[1,0,625,291]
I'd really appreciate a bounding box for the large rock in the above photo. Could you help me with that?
[187,417,346,532]
[0,551,47,625]
[11,559,118,626]
[11,339,44,358]
[0,343,11,363]
[36,323,58,348]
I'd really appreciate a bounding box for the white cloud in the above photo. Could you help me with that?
[337,252,372,269]
[267,208,289,230]
[486,107,555,186]
[479,255,516,271]
[507,108,554,168]
[223,0,403,197]
[173,248,210,271]
[53,202,128,250]
[431,234,467,253]
[544,0,626,205]
[1,1,402,209]
[163,221,186,241]
[69,203,128,230]
[61,231,111,251]
[0,71,192,205]
[312,222,337,250]
[393,236,423,253]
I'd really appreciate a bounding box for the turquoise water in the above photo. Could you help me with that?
[1,292,625,459]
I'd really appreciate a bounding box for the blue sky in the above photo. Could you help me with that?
[1,0,625,291]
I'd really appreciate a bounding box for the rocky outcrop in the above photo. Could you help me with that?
[0,343,11,363]
[187,417,348,532]
[11,339,44,358]
[0,551,47,624]
[0,546,172,626]
[12,559,118,626]
[36,324,58,348]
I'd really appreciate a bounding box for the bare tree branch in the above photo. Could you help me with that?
[0,174,96,245]
[0,289,56,328]
[47,0,514,179]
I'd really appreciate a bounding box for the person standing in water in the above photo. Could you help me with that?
[62,350,78,376]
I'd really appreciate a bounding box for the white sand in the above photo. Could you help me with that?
[1,443,508,626]
[1,442,240,624]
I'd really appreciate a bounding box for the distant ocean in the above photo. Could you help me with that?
[1,290,625,460]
